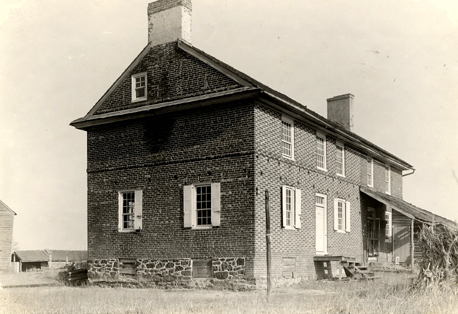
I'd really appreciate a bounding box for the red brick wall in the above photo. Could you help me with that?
[94,42,241,115]
[253,103,363,280]
[373,159,387,193]
[87,101,256,276]
[391,167,403,198]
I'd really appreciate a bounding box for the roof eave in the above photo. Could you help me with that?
[259,91,413,171]
[70,87,260,130]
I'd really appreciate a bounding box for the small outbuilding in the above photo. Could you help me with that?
[12,250,87,272]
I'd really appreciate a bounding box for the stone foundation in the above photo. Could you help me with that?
[212,257,246,280]
[136,258,192,281]
[88,259,119,280]
[88,257,247,286]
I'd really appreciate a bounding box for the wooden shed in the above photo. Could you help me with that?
[0,200,16,271]
[12,250,49,272]
[361,187,457,266]
[11,250,88,272]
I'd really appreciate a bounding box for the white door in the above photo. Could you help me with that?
[315,196,327,254]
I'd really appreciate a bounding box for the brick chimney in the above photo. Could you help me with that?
[148,0,192,46]
[327,94,354,132]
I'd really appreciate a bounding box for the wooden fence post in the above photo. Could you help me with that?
[265,190,272,300]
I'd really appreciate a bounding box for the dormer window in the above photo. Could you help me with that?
[132,72,147,102]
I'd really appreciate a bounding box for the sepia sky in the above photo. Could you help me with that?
[1,0,457,250]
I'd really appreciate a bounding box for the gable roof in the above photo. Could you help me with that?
[13,250,48,262]
[361,187,457,229]
[71,40,413,171]
[0,200,16,215]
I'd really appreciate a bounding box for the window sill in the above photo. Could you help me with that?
[282,155,295,161]
[336,173,345,178]
[335,230,346,234]
[317,167,327,172]
[132,97,147,103]
[192,226,213,230]
[118,229,140,233]
[283,226,297,230]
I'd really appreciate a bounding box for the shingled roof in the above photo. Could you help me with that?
[71,40,413,171]
[361,187,457,229]
[13,250,48,262]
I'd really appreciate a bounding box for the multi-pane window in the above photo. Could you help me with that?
[285,188,293,227]
[282,186,302,229]
[334,199,351,233]
[196,185,212,226]
[118,190,142,232]
[135,76,146,98]
[337,201,344,230]
[122,192,135,229]
[385,165,391,194]
[131,72,147,102]
[316,132,326,170]
[367,158,373,187]
[336,143,345,176]
[183,183,221,229]
[316,195,325,206]
[282,116,294,159]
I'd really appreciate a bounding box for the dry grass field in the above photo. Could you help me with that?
[1,271,458,314]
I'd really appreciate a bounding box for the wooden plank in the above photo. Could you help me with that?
[313,256,355,262]
[192,260,212,278]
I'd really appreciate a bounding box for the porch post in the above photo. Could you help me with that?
[411,219,414,270]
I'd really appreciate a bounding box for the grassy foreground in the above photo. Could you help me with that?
[1,273,457,314]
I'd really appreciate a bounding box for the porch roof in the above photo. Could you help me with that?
[360,187,457,229]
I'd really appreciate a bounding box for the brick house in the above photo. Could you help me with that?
[0,200,16,271]
[71,0,455,283]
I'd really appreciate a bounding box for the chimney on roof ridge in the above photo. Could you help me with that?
[327,93,354,132]
[147,0,192,46]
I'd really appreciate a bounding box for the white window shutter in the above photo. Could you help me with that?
[281,186,287,228]
[134,190,143,230]
[345,201,351,232]
[183,185,193,228]
[118,192,123,231]
[294,189,301,229]
[211,183,221,227]
[333,199,338,231]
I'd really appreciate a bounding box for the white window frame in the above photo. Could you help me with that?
[385,165,391,194]
[131,72,147,102]
[118,190,143,232]
[336,141,345,177]
[385,211,392,237]
[282,186,301,230]
[316,131,327,171]
[281,115,294,160]
[333,198,351,233]
[367,158,373,187]
[183,183,221,230]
